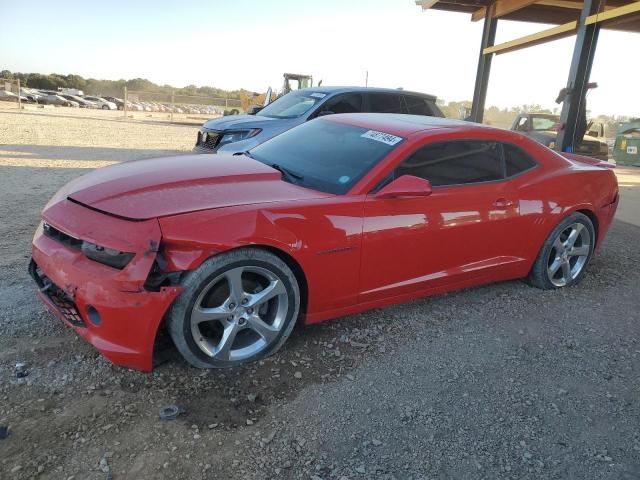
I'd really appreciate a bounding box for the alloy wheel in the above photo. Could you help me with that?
[190,266,289,362]
[546,222,591,287]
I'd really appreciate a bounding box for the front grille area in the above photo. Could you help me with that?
[29,260,85,327]
[200,131,220,150]
[42,222,82,250]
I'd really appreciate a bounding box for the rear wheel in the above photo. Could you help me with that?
[101,105,109,110]
[167,248,300,368]
[528,212,595,289]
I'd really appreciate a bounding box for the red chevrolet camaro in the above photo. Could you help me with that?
[30,114,619,372]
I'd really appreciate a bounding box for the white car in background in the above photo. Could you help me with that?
[84,96,117,110]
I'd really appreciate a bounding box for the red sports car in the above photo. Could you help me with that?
[30,114,619,372]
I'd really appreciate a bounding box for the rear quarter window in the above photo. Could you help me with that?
[503,143,538,177]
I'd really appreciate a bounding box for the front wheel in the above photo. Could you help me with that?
[528,212,595,289]
[167,248,300,368]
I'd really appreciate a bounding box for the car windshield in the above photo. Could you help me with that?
[531,116,559,131]
[249,119,404,194]
[258,90,326,119]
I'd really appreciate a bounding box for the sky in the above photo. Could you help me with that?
[1,0,638,117]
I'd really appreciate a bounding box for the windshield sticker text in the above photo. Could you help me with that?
[361,130,403,146]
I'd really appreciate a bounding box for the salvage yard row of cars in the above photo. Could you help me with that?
[0,87,224,115]
[28,84,620,372]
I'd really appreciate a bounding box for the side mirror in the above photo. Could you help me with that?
[374,175,432,199]
[316,110,335,118]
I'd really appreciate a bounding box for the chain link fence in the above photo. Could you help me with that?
[123,89,242,124]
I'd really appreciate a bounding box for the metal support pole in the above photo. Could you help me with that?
[123,86,128,117]
[556,0,600,153]
[470,3,497,123]
[17,79,22,110]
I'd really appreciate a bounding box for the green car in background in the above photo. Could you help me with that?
[614,118,640,166]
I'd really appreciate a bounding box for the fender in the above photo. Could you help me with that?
[158,198,364,317]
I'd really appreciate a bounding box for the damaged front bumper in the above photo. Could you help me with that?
[30,199,182,372]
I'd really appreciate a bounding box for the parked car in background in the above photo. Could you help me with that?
[101,96,125,110]
[60,94,96,108]
[511,112,608,161]
[83,96,117,110]
[34,94,79,107]
[194,86,444,153]
[30,114,618,371]
[19,88,42,103]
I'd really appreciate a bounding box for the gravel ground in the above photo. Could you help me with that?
[1,108,639,479]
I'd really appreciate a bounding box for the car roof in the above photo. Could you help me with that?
[299,86,437,101]
[324,113,496,137]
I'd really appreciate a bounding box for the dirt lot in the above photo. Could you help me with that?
[1,107,639,480]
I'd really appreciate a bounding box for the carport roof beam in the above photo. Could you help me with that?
[472,0,538,21]
[483,21,578,54]
[482,1,640,54]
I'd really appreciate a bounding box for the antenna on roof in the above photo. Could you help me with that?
[365,71,368,87]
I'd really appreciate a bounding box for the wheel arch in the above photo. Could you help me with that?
[576,208,599,247]
[254,244,309,320]
[165,242,310,319]
[526,205,599,275]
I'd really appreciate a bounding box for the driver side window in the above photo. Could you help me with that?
[317,94,363,115]
[396,140,504,187]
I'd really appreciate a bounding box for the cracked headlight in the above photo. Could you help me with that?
[81,242,134,269]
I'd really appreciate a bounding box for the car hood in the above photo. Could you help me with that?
[50,154,328,220]
[203,114,285,131]
[583,134,606,144]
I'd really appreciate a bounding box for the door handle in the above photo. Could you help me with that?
[492,198,514,209]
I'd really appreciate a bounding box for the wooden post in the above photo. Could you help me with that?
[170,91,175,123]
[123,86,128,117]
[17,78,22,110]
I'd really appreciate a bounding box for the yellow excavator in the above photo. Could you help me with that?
[281,73,313,95]
[239,73,315,114]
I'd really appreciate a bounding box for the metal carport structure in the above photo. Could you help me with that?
[416,0,640,154]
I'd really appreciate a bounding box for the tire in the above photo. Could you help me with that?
[166,248,300,368]
[102,105,109,110]
[528,212,595,289]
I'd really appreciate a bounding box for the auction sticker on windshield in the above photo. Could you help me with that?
[361,130,403,146]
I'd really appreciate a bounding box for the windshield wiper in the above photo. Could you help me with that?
[270,163,304,184]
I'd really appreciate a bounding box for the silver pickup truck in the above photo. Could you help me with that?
[511,112,608,161]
